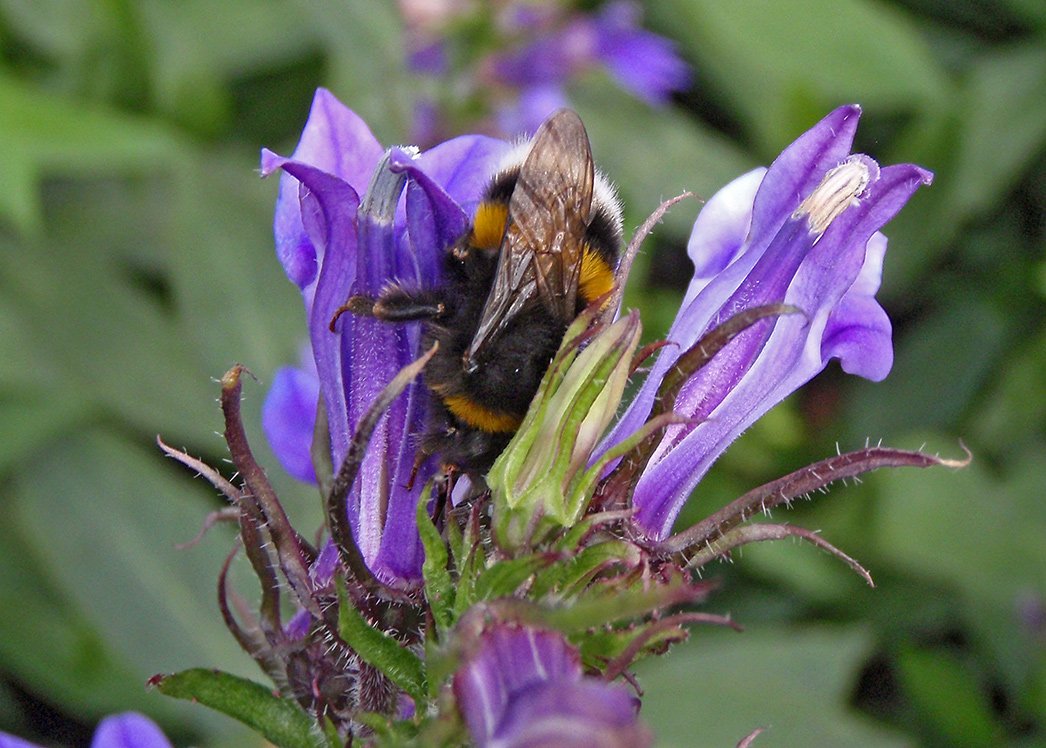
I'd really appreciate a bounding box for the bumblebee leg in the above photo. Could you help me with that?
[330,294,380,331]
[331,287,446,331]
[404,447,430,492]
[373,287,446,322]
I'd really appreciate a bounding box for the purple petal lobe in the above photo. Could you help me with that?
[0,733,40,748]
[494,679,651,748]
[262,366,319,483]
[748,105,860,245]
[454,624,649,747]
[264,89,383,293]
[91,713,173,748]
[822,232,892,381]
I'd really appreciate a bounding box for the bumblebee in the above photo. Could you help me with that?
[345,109,622,473]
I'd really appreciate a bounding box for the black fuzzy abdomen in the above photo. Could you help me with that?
[417,251,565,470]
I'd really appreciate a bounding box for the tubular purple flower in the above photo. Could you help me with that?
[605,105,933,539]
[260,89,510,582]
[1,713,173,748]
[453,624,651,747]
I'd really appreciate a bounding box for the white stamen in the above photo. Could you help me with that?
[794,156,872,236]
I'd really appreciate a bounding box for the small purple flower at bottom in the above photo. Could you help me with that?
[0,713,172,748]
[454,624,651,747]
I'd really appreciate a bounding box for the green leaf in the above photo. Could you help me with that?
[873,443,1045,686]
[0,230,218,446]
[648,0,949,152]
[896,645,1002,747]
[11,428,254,678]
[638,626,907,747]
[577,623,686,669]
[0,72,184,234]
[844,298,1007,439]
[452,516,485,617]
[417,496,454,634]
[336,578,427,703]
[153,668,329,748]
[543,579,694,633]
[0,518,167,719]
[0,389,92,475]
[167,155,306,382]
[949,42,1046,222]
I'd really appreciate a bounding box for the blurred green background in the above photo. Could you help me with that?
[0,1,1042,746]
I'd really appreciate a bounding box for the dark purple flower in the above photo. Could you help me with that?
[489,2,689,134]
[453,623,651,747]
[0,713,172,748]
[261,89,510,582]
[592,1,692,105]
[601,105,933,539]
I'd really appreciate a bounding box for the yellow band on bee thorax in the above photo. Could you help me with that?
[470,201,509,250]
[579,246,616,303]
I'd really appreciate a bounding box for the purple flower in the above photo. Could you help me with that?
[603,104,933,539]
[263,359,319,483]
[592,1,692,105]
[0,713,172,748]
[488,1,689,134]
[453,623,651,747]
[261,89,510,583]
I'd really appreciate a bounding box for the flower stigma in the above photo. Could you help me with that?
[794,155,876,236]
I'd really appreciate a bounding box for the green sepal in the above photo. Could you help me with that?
[335,577,427,704]
[416,489,454,635]
[530,540,640,600]
[488,311,641,547]
[151,668,333,748]
[354,711,420,746]
[576,622,690,668]
[473,554,554,602]
[446,510,465,575]
[542,576,696,633]
[451,512,486,617]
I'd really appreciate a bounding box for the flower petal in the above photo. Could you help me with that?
[90,713,173,748]
[454,624,648,747]
[261,89,383,296]
[594,1,691,104]
[822,232,892,381]
[492,679,650,748]
[262,366,320,483]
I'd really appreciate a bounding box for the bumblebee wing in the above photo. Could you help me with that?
[465,110,595,367]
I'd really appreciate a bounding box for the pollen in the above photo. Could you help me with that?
[443,394,522,433]
[579,246,616,304]
[794,156,875,237]
[470,201,509,250]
